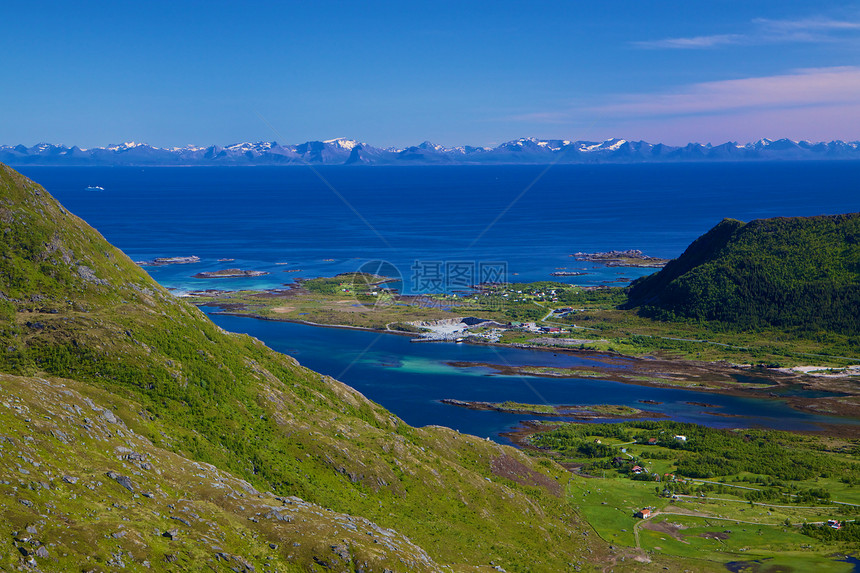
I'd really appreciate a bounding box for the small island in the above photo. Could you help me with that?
[193,268,269,279]
[136,255,200,266]
[572,249,668,267]
[441,399,664,419]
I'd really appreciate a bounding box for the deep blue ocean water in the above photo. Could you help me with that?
[20,163,860,293]
[18,163,860,439]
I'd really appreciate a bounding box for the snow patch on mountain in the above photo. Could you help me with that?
[323,138,360,150]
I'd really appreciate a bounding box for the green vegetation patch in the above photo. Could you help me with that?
[542,420,860,570]
[627,214,860,334]
[535,421,860,486]
[495,401,557,414]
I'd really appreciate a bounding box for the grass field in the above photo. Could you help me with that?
[533,421,860,571]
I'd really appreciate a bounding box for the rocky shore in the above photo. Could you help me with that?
[136,255,200,266]
[193,268,269,279]
[572,250,668,267]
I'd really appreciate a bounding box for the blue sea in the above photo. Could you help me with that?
[21,162,860,293]
[19,162,860,440]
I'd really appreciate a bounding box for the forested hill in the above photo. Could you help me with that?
[626,213,860,334]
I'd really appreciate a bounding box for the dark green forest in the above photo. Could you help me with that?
[626,214,860,334]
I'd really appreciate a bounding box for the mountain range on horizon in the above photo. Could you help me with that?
[3,137,860,166]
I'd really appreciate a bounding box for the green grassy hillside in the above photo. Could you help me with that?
[0,372,442,571]
[0,164,605,571]
[626,214,860,334]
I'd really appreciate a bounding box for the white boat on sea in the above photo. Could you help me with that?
[85,185,105,191]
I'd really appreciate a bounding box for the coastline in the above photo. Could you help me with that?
[200,307,420,337]
[197,303,860,428]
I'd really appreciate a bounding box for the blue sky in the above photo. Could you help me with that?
[2,1,859,147]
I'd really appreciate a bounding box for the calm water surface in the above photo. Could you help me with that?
[206,311,856,443]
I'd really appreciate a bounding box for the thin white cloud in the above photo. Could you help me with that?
[634,16,860,49]
[601,102,860,146]
[595,67,860,117]
[753,17,860,32]
[634,34,744,49]
[498,67,860,144]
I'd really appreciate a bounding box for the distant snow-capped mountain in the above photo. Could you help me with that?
[2,138,859,166]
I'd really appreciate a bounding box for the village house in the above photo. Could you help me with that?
[635,508,652,519]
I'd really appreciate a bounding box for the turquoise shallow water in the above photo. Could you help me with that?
[205,311,858,443]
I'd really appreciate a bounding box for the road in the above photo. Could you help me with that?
[689,479,761,491]
[539,304,860,363]
[644,334,860,363]
[687,480,860,507]
[677,494,831,510]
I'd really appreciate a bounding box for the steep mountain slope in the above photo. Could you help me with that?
[0,163,603,571]
[0,372,440,571]
[626,214,860,334]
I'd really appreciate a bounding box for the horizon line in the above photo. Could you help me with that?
[5,136,860,152]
